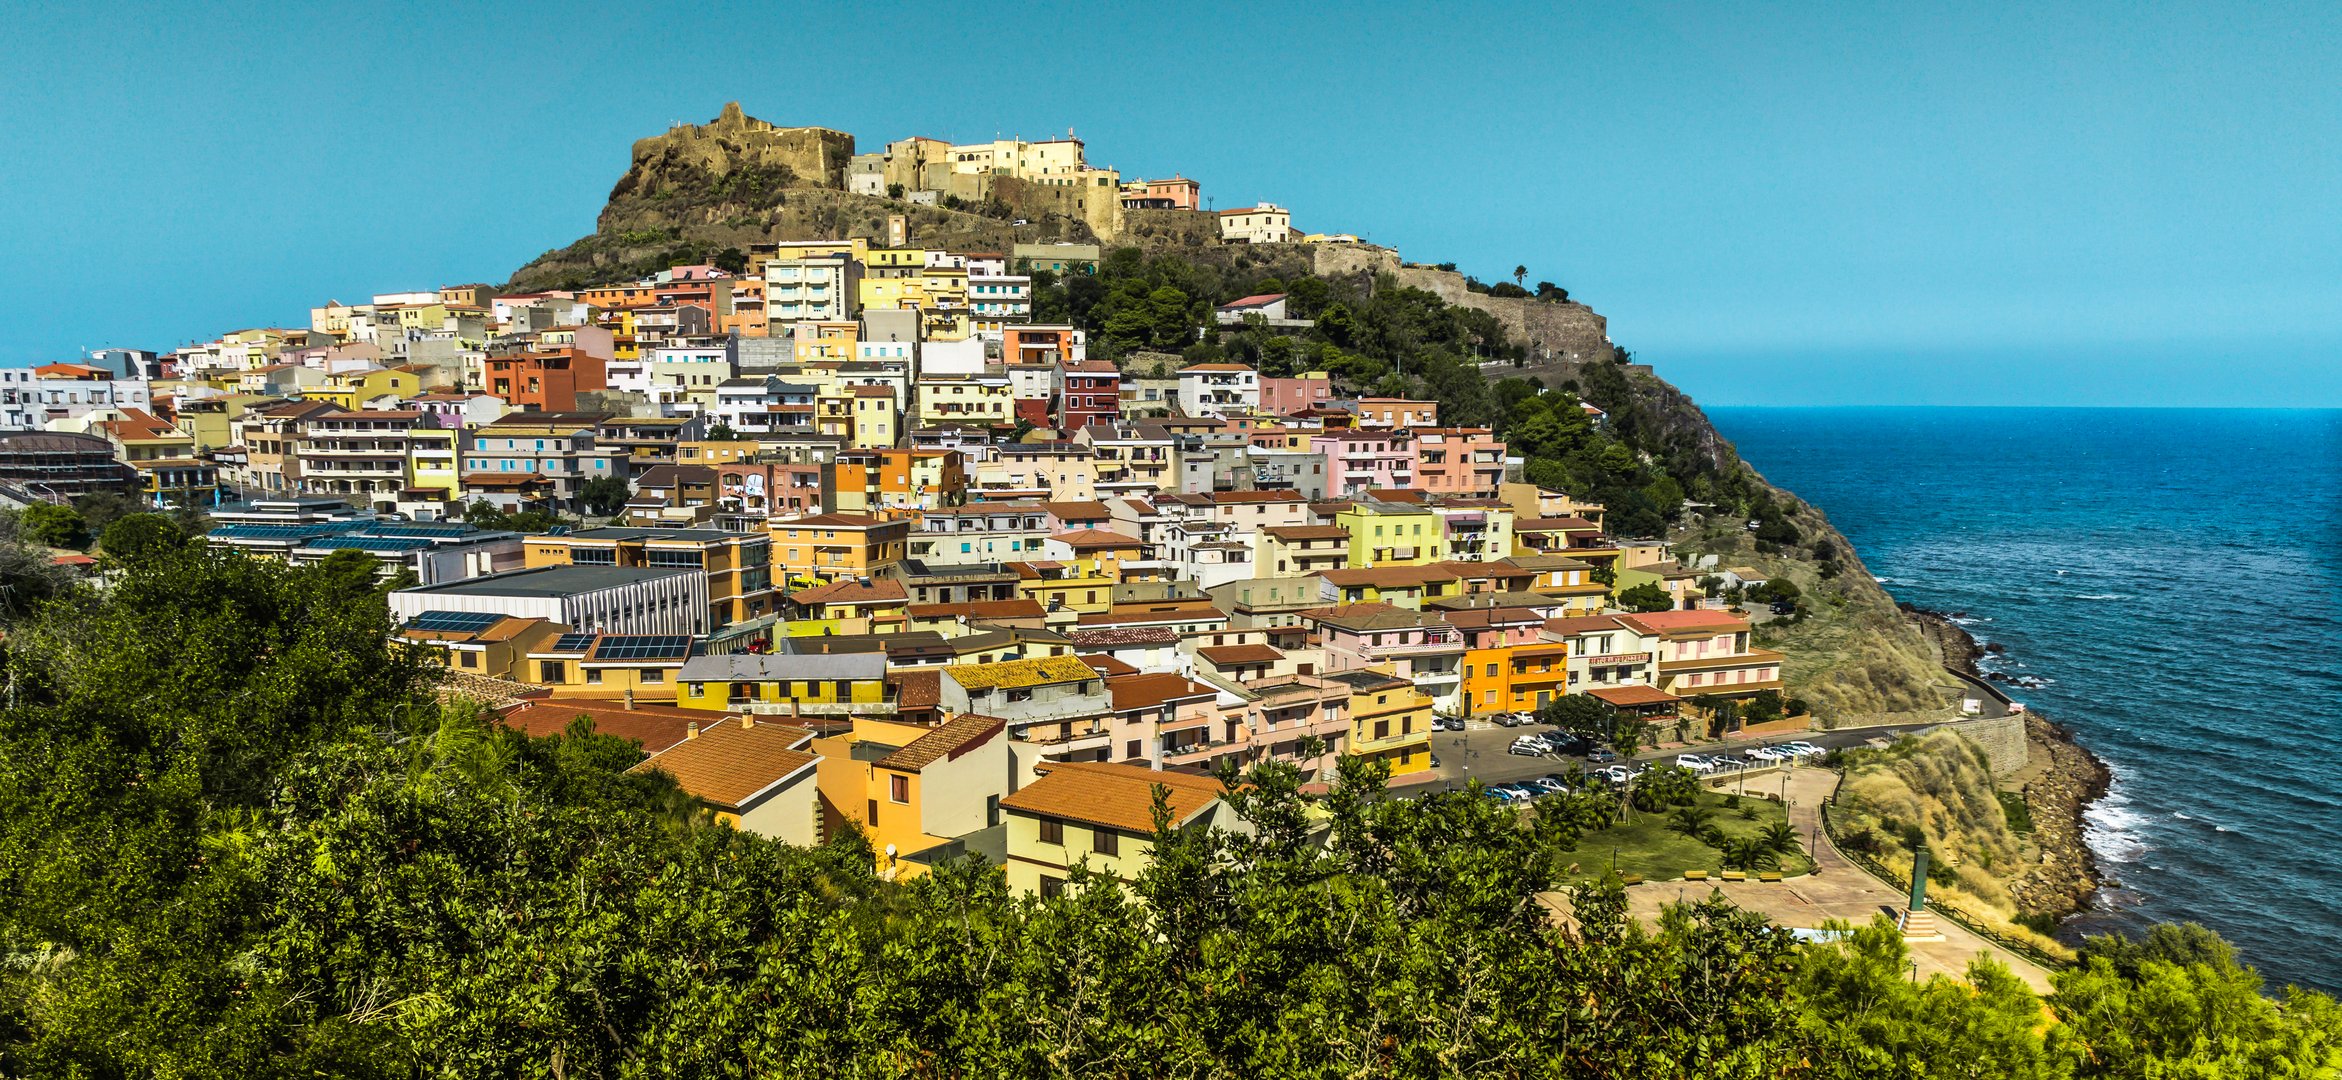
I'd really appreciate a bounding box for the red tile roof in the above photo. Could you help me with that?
[999,760,1226,833]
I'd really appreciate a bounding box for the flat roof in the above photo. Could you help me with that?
[560,526,741,543]
[397,565,697,598]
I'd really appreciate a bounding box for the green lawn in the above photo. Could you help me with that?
[1552,791,1817,885]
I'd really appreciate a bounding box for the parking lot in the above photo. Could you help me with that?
[1414,719,1931,798]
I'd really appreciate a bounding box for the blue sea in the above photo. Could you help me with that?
[1707,407,2342,993]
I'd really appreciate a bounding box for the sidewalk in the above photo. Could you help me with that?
[1546,766,2056,992]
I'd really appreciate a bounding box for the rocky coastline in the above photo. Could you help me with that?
[1903,604,2112,919]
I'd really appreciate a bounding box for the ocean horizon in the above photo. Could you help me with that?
[1707,405,2342,993]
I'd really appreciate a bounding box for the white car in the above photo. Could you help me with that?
[1784,741,1824,757]
[1675,754,1714,773]
[1745,746,1787,763]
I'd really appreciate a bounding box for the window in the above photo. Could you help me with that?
[1093,829,1120,856]
[1374,719,1390,740]
[1038,817,1064,845]
[1039,874,1065,898]
[867,799,878,825]
[889,774,910,803]
[585,669,603,685]
[687,682,703,696]
[458,651,478,669]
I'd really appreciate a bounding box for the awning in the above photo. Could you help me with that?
[1588,685,1679,708]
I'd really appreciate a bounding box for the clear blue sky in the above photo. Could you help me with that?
[4,1,2336,405]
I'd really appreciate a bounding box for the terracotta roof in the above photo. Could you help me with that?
[1051,528,1143,549]
[890,669,942,708]
[1317,565,1452,589]
[905,598,1048,621]
[1106,672,1217,711]
[500,699,724,755]
[1040,500,1112,521]
[1545,614,1626,636]
[1588,685,1679,707]
[1265,525,1348,541]
[1195,643,1283,666]
[1616,610,1751,637]
[999,760,1226,833]
[788,577,908,606]
[1307,605,1447,632]
[874,713,1005,772]
[1175,363,1254,373]
[1208,489,1305,504]
[1217,293,1286,309]
[629,718,820,811]
[1515,516,1603,532]
[775,512,887,528]
[1079,654,1141,676]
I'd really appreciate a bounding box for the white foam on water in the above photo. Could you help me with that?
[2071,593,2132,601]
[2084,772,2151,865]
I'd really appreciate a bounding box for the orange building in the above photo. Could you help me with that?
[484,348,607,413]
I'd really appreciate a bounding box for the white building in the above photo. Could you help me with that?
[1217,204,1292,244]
[1175,364,1260,418]
[390,565,711,636]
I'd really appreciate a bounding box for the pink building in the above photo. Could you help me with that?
[1305,604,1465,710]
[1104,672,1225,768]
[1411,428,1505,496]
[1259,374,1333,416]
[1315,429,1415,496]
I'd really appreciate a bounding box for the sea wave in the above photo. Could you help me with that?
[2083,776,2151,865]
[2070,593,2132,601]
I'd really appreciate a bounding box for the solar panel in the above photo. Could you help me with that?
[589,635,692,661]
[404,610,502,634]
[550,633,598,654]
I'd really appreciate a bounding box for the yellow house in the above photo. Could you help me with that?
[812,712,1010,878]
[392,612,568,681]
[522,632,696,702]
[781,577,910,637]
[674,650,891,714]
[307,366,423,410]
[1336,501,1447,567]
[1328,668,1433,779]
[999,761,1239,896]
[406,425,461,502]
[794,320,859,363]
[913,375,1013,427]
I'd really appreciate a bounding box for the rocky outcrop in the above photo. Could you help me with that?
[604,102,853,215]
[507,106,1095,291]
[1385,264,1614,364]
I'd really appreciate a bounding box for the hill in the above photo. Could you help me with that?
[508,107,1951,718]
[506,103,1100,292]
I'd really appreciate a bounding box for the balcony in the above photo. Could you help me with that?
[1351,727,1431,754]
[1163,738,1244,767]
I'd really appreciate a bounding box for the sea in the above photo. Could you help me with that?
[1706,407,2342,993]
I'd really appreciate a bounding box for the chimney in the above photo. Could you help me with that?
[741,713,755,729]
[623,687,635,709]
[686,721,700,739]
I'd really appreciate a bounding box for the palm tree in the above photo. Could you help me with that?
[1669,805,1716,839]
[1512,264,1527,286]
[1760,821,1802,855]
[1721,837,1780,872]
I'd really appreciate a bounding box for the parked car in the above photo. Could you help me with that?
[1675,754,1715,773]
[1507,740,1544,757]
[1746,746,1787,762]
[1599,765,1632,785]
[1530,776,1567,794]
[1784,741,1824,757]
[1586,748,1618,764]
[1770,600,1797,616]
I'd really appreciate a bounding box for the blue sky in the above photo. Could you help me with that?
[3,1,2336,405]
